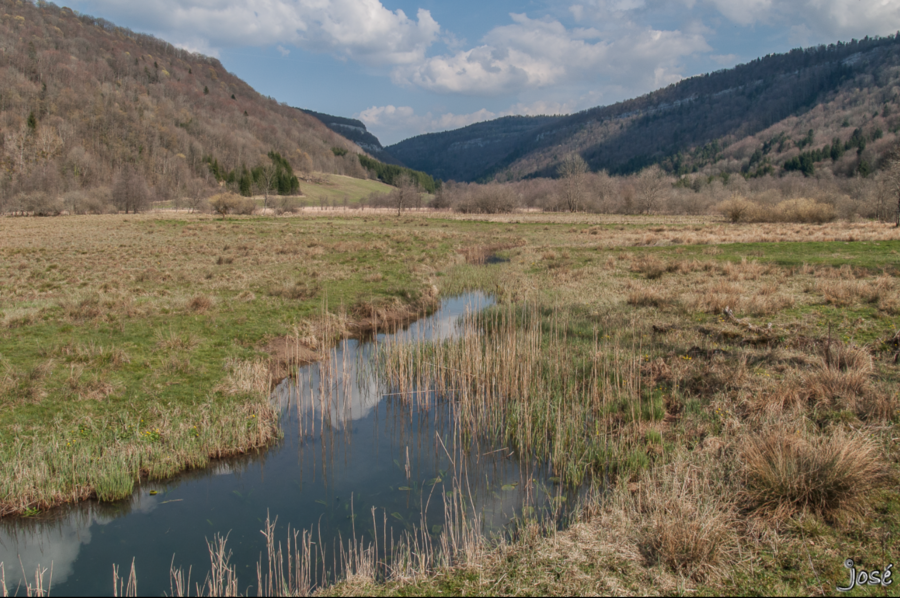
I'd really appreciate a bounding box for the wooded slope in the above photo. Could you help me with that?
[0,0,366,208]
[389,36,900,182]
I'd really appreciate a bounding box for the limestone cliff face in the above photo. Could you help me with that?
[299,109,403,165]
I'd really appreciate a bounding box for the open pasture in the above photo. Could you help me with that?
[1,212,899,596]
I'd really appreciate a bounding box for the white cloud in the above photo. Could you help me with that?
[392,13,708,96]
[83,0,440,65]
[277,45,291,57]
[705,0,774,26]
[705,0,900,38]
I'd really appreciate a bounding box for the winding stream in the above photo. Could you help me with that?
[0,293,573,596]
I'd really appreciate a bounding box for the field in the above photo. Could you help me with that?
[2,211,900,595]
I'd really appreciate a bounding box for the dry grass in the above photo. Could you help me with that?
[717,197,837,224]
[627,285,673,308]
[634,459,738,581]
[740,427,890,521]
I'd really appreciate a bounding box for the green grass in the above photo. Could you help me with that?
[642,239,900,271]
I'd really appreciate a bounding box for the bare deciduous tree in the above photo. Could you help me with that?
[557,154,588,212]
[112,166,151,214]
[392,173,420,217]
[633,165,670,214]
[885,150,900,227]
[255,162,278,213]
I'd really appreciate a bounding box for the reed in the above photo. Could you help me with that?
[372,303,654,486]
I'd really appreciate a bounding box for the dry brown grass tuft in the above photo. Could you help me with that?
[636,459,738,581]
[154,328,200,352]
[797,341,895,419]
[627,285,672,308]
[879,294,900,315]
[630,255,673,279]
[740,427,890,521]
[267,281,320,301]
[187,294,214,313]
[216,358,270,396]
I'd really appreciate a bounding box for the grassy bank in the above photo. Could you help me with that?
[0,211,525,514]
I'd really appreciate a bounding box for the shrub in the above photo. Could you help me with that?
[15,192,65,216]
[777,198,836,223]
[208,193,255,217]
[714,197,837,223]
[717,196,757,223]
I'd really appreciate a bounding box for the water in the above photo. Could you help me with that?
[0,293,574,595]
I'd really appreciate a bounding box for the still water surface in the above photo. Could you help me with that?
[0,293,571,595]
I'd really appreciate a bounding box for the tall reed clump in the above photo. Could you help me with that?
[372,303,652,485]
[161,485,485,596]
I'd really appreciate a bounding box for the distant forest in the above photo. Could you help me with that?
[391,35,900,184]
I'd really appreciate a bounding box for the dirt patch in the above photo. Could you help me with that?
[350,292,439,338]
[263,286,441,385]
[263,337,322,386]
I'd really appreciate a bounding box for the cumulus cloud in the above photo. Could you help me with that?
[392,13,708,96]
[705,0,900,38]
[82,0,440,65]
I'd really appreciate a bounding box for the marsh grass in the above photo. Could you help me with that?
[2,212,900,596]
[740,427,891,521]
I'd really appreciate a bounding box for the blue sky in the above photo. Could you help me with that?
[66,0,900,145]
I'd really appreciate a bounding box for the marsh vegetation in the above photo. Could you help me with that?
[1,211,899,596]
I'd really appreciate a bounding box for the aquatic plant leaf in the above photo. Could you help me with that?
[315,499,327,506]
[398,486,412,491]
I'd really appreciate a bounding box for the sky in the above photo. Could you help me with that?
[63,0,900,146]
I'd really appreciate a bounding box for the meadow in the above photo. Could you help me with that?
[1,210,899,596]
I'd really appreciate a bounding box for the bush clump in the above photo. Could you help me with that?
[209,193,256,217]
[716,196,836,223]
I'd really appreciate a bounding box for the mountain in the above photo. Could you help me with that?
[0,0,369,208]
[299,109,402,165]
[386,115,562,182]
[389,35,900,182]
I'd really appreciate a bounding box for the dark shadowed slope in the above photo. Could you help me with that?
[386,115,563,182]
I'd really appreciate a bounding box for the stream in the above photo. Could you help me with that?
[0,292,574,596]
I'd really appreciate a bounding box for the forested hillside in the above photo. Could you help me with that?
[386,115,562,182]
[390,35,900,183]
[0,0,368,212]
